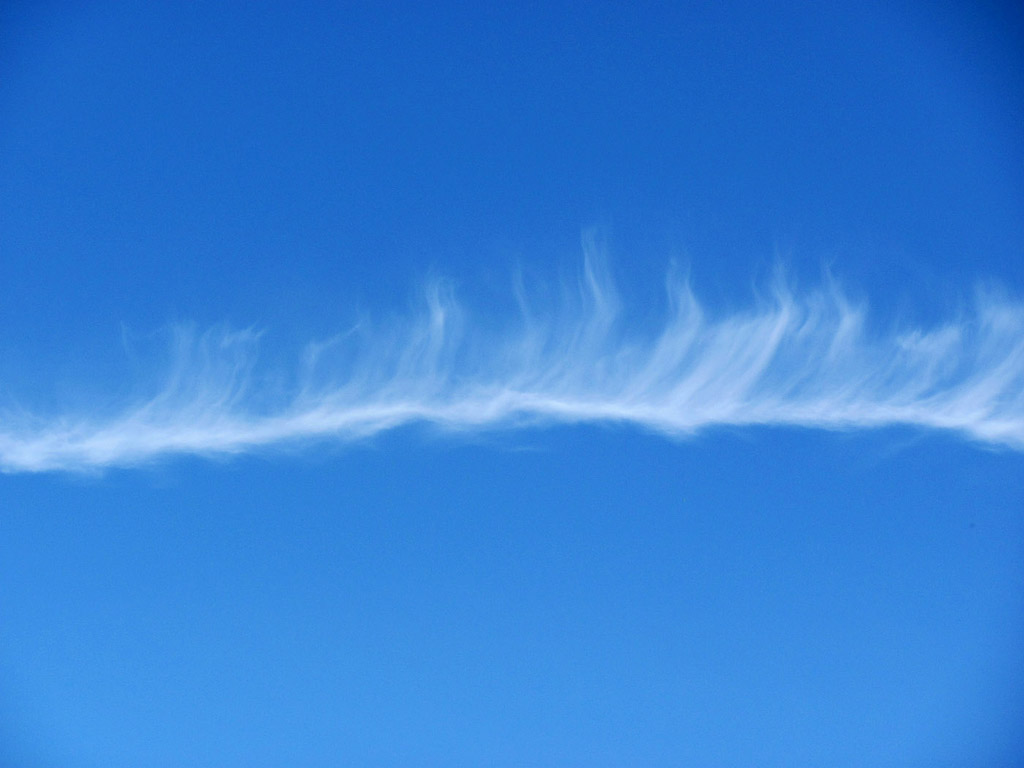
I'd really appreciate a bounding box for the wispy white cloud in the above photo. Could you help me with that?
[2,245,1023,472]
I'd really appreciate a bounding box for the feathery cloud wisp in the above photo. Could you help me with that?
[1,252,1022,472]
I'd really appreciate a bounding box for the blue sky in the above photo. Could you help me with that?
[1,1,1022,765]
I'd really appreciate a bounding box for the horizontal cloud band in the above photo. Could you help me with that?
[2,254,1023,472]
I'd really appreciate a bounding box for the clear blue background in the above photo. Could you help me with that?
[1,1,1022,765]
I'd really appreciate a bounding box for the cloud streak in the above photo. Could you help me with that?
[2,248,1023,472]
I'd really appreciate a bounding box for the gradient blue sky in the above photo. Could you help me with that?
[1,1,1023,765]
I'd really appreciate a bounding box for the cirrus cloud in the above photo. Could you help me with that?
[2,245,1022,473]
